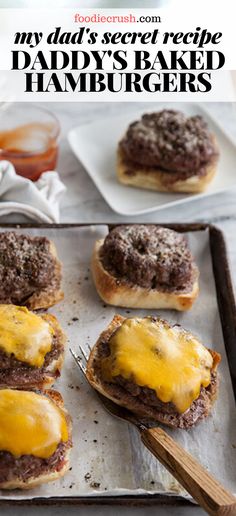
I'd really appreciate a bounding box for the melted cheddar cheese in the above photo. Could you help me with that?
[101,318,213,414]
[0,390,68,458]
[0,305,53,367]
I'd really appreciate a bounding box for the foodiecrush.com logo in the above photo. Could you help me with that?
[73,12,161,24]
[0,6,233,101]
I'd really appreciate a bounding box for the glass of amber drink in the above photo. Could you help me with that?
[0,104,60,181]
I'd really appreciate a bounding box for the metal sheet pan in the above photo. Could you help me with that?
[0,222,235,507]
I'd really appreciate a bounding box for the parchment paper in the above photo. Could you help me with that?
[1,225,236,501]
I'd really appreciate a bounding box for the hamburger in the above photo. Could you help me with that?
[117,110,219,193]
[86,315,221,429]
[92,225,199,311]
[0,389,72,489]
[0,305,66,389]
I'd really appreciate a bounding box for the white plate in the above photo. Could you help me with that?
[68,103,236,216]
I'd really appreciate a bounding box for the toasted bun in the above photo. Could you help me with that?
[86,315,220,429]
[26,241,64,310]
[0,389,72,490]
[0,313,66,390]
[117,146,218,194]
[91,239,199,311]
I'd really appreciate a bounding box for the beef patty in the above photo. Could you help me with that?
[113,373,218,429]
[0,232,60,304]
[120,110,218,173]
[0,323,63,388]
[101,225,197,291]
[0,441,71,484]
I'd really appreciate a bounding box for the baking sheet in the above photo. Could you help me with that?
[0,224,236,501]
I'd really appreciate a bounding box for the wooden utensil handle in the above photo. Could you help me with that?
[140,427,236,516]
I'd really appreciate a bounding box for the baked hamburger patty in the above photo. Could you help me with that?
[110,373,218,429]
[120,110,219,174]
[101,225,198,291]
[0,318,64,388]
[87,316,220,429]
[0,232,61,304]
[0,441,71,484]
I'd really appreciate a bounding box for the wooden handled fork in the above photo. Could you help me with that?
[70,347,236,516]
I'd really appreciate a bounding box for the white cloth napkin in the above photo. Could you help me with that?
[0,161,66,223]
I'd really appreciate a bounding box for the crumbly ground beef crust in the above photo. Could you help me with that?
[120,110,218,173]
[101,225,197,291]
[0,232,60,304]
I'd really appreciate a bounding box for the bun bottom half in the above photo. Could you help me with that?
[117,147,217,194]
[92,240,199,311]
[86,315,220,429]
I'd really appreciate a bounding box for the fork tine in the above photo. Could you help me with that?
[69,347,79,362]
[70,348,87,376]
[79,345,89,362]
[88,344,92,352]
